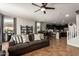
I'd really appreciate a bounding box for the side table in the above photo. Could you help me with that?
[2,42,9,56]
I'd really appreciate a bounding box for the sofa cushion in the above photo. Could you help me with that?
[9,42,29,51]
[28,39,48,46]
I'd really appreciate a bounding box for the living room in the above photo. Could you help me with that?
[0,3,79,56]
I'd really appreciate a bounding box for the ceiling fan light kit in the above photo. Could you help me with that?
[41,8,46,11]
[32,3,55,14]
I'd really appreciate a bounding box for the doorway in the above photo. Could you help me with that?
[3,16,16,42]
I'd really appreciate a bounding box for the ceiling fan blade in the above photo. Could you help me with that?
[43,11,46,14]
[42,3,48,7]
[34,9,41,12]
[32,3,41,7]
[45,7,55,9]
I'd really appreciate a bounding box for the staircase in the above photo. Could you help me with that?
[67,24,79,47]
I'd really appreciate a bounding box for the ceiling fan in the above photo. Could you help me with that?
[32,3,55,14]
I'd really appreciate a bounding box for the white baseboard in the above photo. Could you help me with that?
[67,40,79,48]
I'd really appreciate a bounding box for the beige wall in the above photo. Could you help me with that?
[16,17,48,34]
[16,17,35,34]
[41,22,47,31]
[0,15,2,43]
[76,14,79,36]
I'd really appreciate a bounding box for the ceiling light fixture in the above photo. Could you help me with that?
[41,8,45,11]
[65,14,70,17]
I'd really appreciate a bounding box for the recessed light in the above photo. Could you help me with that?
[65,14,70,17]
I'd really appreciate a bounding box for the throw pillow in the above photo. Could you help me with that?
[11,35,17,44]
[39,34,44,39]
[18,35,23,43]
[29,34,34,41]
[21,34,30,43]
[10,35,23,44]
[34,34,41,40]
[15,35,20,44]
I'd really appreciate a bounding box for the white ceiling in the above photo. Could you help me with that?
[0,3,79,24]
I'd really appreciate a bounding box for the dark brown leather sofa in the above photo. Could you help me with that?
[8,34,49,56]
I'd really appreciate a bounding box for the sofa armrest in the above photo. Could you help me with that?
[9,42,15,47]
